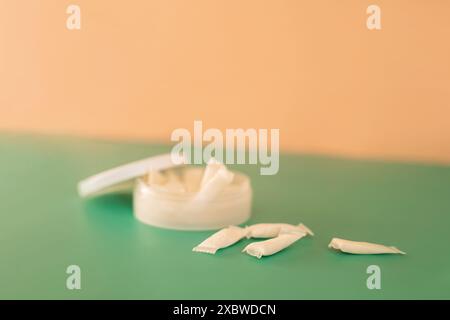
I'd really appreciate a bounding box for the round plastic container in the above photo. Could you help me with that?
[133,167,252,230]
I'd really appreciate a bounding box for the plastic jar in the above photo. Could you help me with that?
[133,167,252,230]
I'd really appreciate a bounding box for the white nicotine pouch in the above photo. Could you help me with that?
[182,167,203,193]
[328,238,406,255]
[161,171,186,193]
[193,165,234,203]
[199,158,223,188]
[146,168,167,186]
[246,223,314,238]
[242,232,306,259]
[193,226,248,254]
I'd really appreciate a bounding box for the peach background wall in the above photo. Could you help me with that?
[1,0,449,163]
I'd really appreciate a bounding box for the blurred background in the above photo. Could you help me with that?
[1,0,449,163]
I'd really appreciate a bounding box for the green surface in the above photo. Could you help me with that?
[1,132,450,299]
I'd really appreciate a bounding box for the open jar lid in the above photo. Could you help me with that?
[77,153,186,197]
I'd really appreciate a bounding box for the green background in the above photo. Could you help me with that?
[1,133,449,299]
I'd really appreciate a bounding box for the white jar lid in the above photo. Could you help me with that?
[77,153,186,197]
